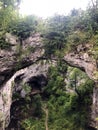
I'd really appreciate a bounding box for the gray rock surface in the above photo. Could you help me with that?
[0,60,51,129]
[64,51,98,128]
[0,33,45,129]
[0,33,98,129]
[64,52,97,81]
[0,33,44,85]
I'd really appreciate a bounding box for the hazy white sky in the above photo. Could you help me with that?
[20,0,90,18]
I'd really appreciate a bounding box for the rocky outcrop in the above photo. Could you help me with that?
[0,33,46,129]
[64,52,97,81]
[64,49,98,129]
[0,33,44,85]
[0,60,51,129]
[0,32,98,129]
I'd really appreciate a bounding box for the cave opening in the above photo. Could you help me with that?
[27,74,48,92]
[6,74,48,130]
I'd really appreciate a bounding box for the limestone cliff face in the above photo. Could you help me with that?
[0,33,44,85]
[64,52,97,81]
[0,33,98,129]
[64,45,98,129]
[0,61,51,129]
[0,33,46,129]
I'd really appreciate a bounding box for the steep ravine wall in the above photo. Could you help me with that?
[0,33,46,129]
[0,33,98,129]
[64,52,98,129]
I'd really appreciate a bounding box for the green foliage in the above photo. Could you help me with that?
[14,65,94,130]
[43,32,66,57]
[32,94,42,117]
[21,118,45,130]
[20,94,44,130]
[0,0,21,49]
[67,31,90,49]
[0,37,11,49]
[22,83,31,94]
[0,0,20,32]
[45,67,94,130]
[7,15,39,40]
[42,2,98,55]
